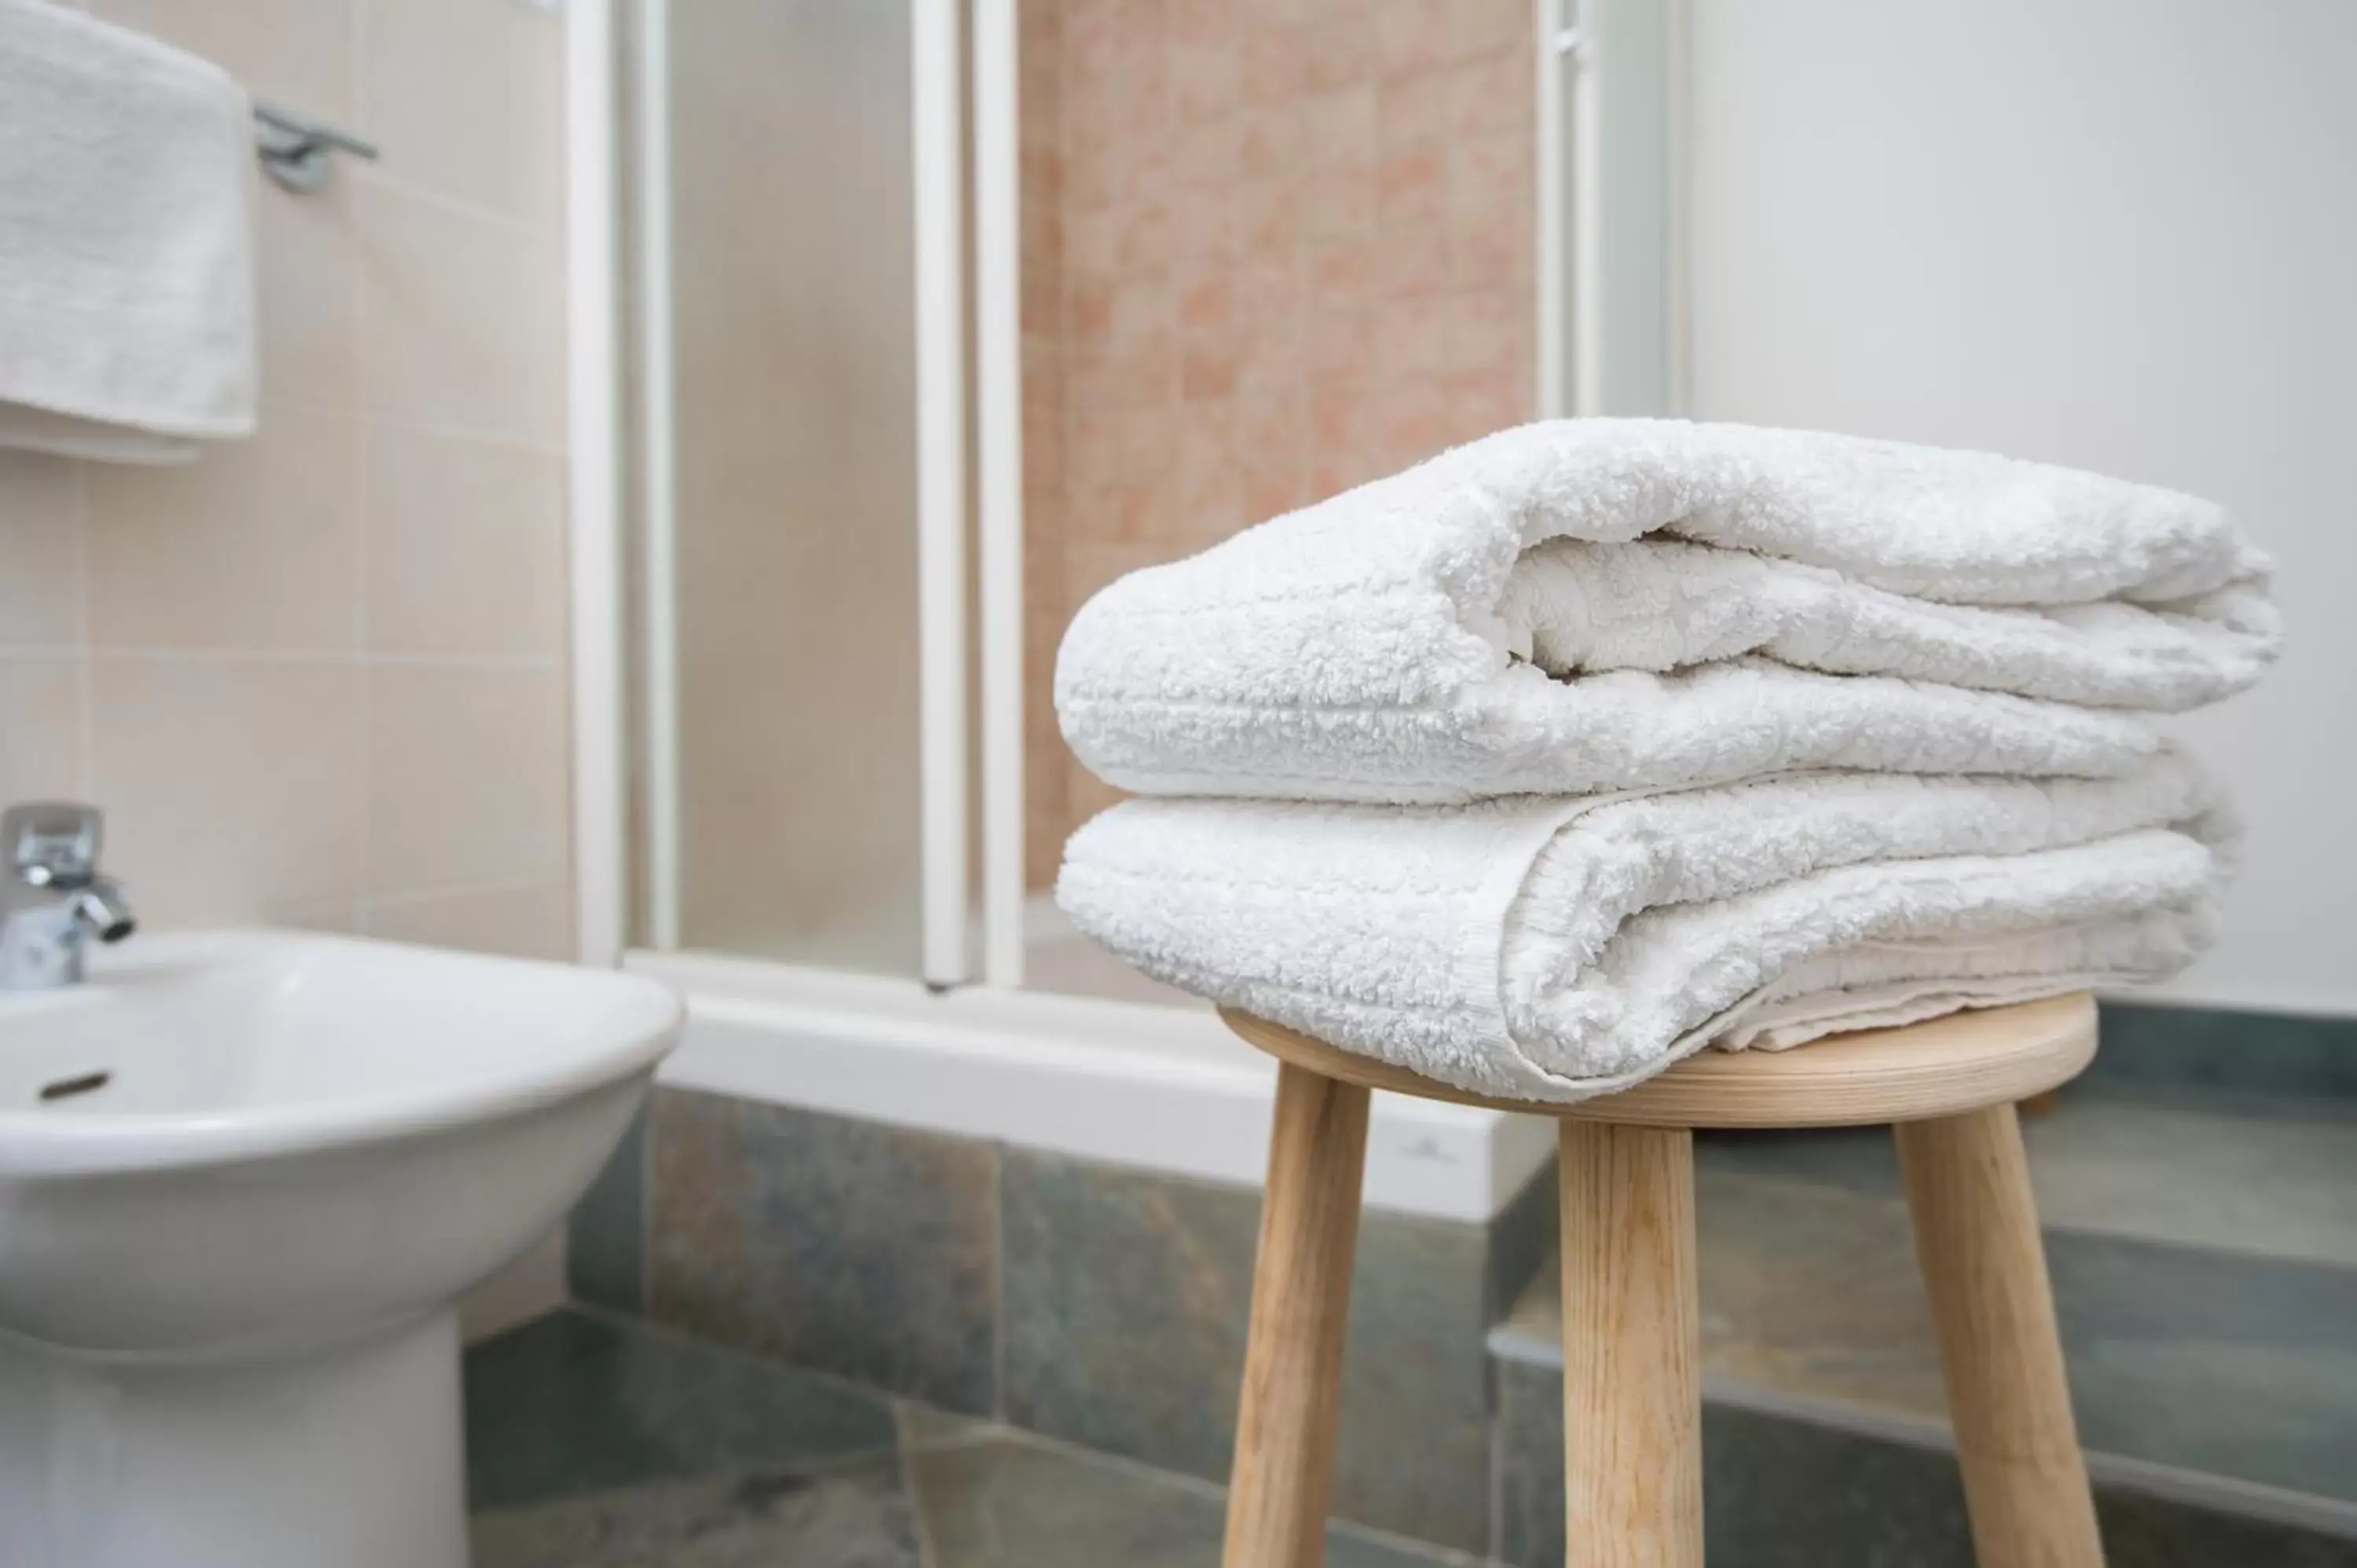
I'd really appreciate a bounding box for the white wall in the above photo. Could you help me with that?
[1684,0,2357,1016]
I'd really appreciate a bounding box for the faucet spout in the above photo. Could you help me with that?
[2,801,136,990]
[71,881,137,946]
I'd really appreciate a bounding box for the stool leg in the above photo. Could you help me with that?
[1222,1062,1373,1568]
[1895,1105,2105,1567]
[1559,1120,1704,1568]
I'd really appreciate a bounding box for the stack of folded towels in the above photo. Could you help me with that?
[1051,419,2279,1103]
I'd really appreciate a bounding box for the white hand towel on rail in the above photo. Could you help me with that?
[1057,753,2228,1104]
[1055,419,2277,804]
[0,0,256,463]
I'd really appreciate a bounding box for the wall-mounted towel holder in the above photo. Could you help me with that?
[253,101,376,192]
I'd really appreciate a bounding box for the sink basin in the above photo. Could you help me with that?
[0,929,682,1568]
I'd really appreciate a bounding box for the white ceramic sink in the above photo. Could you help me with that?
[0,929,683,1568]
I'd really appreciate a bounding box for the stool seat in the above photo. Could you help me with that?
[1213,993,2110,1568]
[1219,993,2098,1129]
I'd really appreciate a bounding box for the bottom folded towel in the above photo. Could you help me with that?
[1055,751,2231,1104]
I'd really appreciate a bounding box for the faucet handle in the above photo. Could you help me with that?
[4,801,104,891]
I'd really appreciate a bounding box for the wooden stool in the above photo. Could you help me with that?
[1215,995,2107,1568]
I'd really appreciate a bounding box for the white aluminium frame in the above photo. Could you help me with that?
[973,0,1027,988]
[567,0,625,965]
[913,0,974,987]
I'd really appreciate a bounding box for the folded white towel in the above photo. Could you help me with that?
[0,0,256,462]
[1055,420,2277,804]
[1057,753,2229,1102]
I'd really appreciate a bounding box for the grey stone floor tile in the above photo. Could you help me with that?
[471,1457,922,1568]
[1495,1359,2357,1568]
[465,1308,900,1511]
[1492,1165,2357,1507]
[907,1429,1468,1568]
[1694,1090,2357,1268]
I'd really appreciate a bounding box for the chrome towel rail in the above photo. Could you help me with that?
[253,101,377,192]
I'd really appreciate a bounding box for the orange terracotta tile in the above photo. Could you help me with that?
[1301,304,1376,383]
[1376,64,1454,150]
[1373,0,1528,73]
[1369,291,1443,379]
[1296,86,1376,170]
[1168,0,1233,48]
[1066,0,1148,81]
[1296,160,1378,243]
[1109,281,1175,344]
[1181,337,1243,400]
[1451,49,1528,137]
[1069,277,1116,349]
[1450,131,1533,217]
[1232,179,1301,257]
[1168,202,1236,271]
[1113,330,1178,402]
[1171,117,1240,190]
[1450,219,1528,297]
[1369,216,1451,298]
[1171,43,1237,122]
[1303,236,1375,295]
[1237,103,1302,174]
[1362,383,1464,474]
[1438,365,1532,435]
[1234,313,1303,395]
[1178,273,1233,332]
[1307,381,1373,454]
[1114,200,1179,273]
[1174,392,1236,453]
[1063,134,1116,214]
[1241,24,1306,103]
[1443,289,1523,377]
[1378,146,1446,224]
[1296,11,1374,95]
[1065,207,1121,278]
[1371,0,1447,75]
[1232,251,1301,320]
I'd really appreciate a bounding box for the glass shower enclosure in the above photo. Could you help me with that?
[618,0,1678,1004]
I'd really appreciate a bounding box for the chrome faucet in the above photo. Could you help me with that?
[2,802,136,991]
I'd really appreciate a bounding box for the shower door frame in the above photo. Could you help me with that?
[572,0,1025,987]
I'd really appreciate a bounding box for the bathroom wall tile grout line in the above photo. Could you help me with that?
[361,874,570,913]
[351,167,563,247]
[63,647,564,671]
[360,412,570,463]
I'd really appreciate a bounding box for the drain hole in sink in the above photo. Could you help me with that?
[38,1070,110,1103]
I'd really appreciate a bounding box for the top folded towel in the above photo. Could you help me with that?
[1055,419,2278,804]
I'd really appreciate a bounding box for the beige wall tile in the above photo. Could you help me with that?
[365,881,574,962]
[89,657,365,927]
[0,452,82,647]
[85,405,360,652]
[365,424,567,660]
[366,665,568,896]
[357,186,566,449]
[361,0,564,229]
[255,180,359,409]
[53,2,576,955]
[84,0,356,119]
[0,657,86,802]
